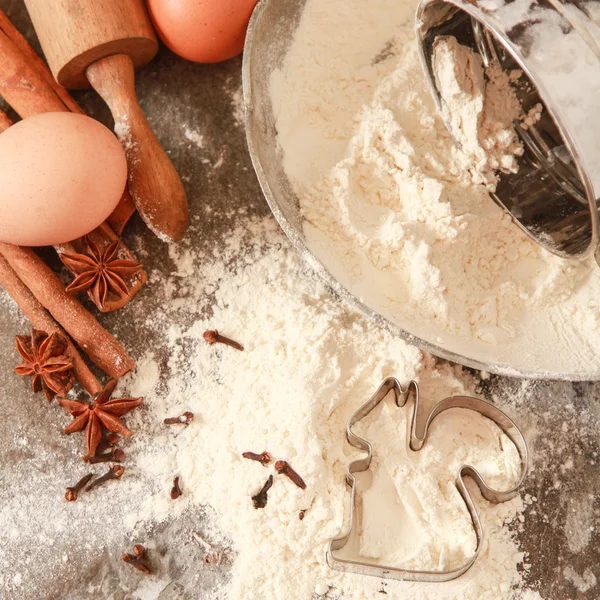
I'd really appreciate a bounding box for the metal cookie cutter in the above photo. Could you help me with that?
[416,0,600,264]
[326,378,528,582]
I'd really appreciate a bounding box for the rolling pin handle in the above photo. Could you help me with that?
[86,54,189,242]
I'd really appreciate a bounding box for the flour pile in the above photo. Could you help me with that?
[128,218,536,599]
[270,0,600,377]
[432,35,524,182]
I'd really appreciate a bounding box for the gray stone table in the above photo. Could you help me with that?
[0,1,598,598]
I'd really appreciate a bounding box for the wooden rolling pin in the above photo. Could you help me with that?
[24,0,189,243]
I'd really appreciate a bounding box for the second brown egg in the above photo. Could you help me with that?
[148,0,259,64]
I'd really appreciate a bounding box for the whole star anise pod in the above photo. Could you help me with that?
[60,237,142,311]
[15,329,74,402]
[57,378,143,457]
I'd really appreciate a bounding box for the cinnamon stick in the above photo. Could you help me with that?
[0,108,11,131]
[0,243,134,378]
[0,28,67,116]
[0,15,136,232]
[0,10,82,114]
[0,254,101,395]
[106,192,137,236]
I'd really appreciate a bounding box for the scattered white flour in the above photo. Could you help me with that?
[230,86,245,129]
[0,218,540,599]
[270,0,600,378]
[432,36,524,183]
[212,151,225,169]
[563,566,597,593]
[129,218,535,599]
[224,78,245,129]
[114,115,137,154]
[183,126,205,149]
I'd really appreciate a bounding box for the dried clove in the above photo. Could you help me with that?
[122,544,152,575]
[251,474,274,509]
[86,465,125,492]
[170,476,182,500]
[203,329,244,351]
[275,460,306,490]
[164,411,194,425]
[104,432,120,446]
[65,473,93,502]
[84,448,126,464]
[242,451,271,466]
[95,432,120,454]
[192,532,224,566]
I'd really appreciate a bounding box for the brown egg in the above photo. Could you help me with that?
[148,0,259,63]
[0,113,127,247]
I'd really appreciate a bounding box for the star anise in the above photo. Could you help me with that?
[57,378,143,457]
[15,329,74,402]
[60,237,142,311]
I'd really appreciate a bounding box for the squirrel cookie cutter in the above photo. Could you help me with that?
[326,377,528,582]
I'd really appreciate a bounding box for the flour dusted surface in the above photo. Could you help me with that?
[270,0,600,377]
[0,5,593,596]
[0,218,540,600]
[130,219,535,599]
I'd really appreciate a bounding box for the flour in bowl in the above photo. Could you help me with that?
[431,35,524,181]
[269,0,600,378]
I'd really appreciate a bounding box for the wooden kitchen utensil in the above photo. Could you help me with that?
[24,0,189,242]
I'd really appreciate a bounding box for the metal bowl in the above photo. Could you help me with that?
[242,0,600,381]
